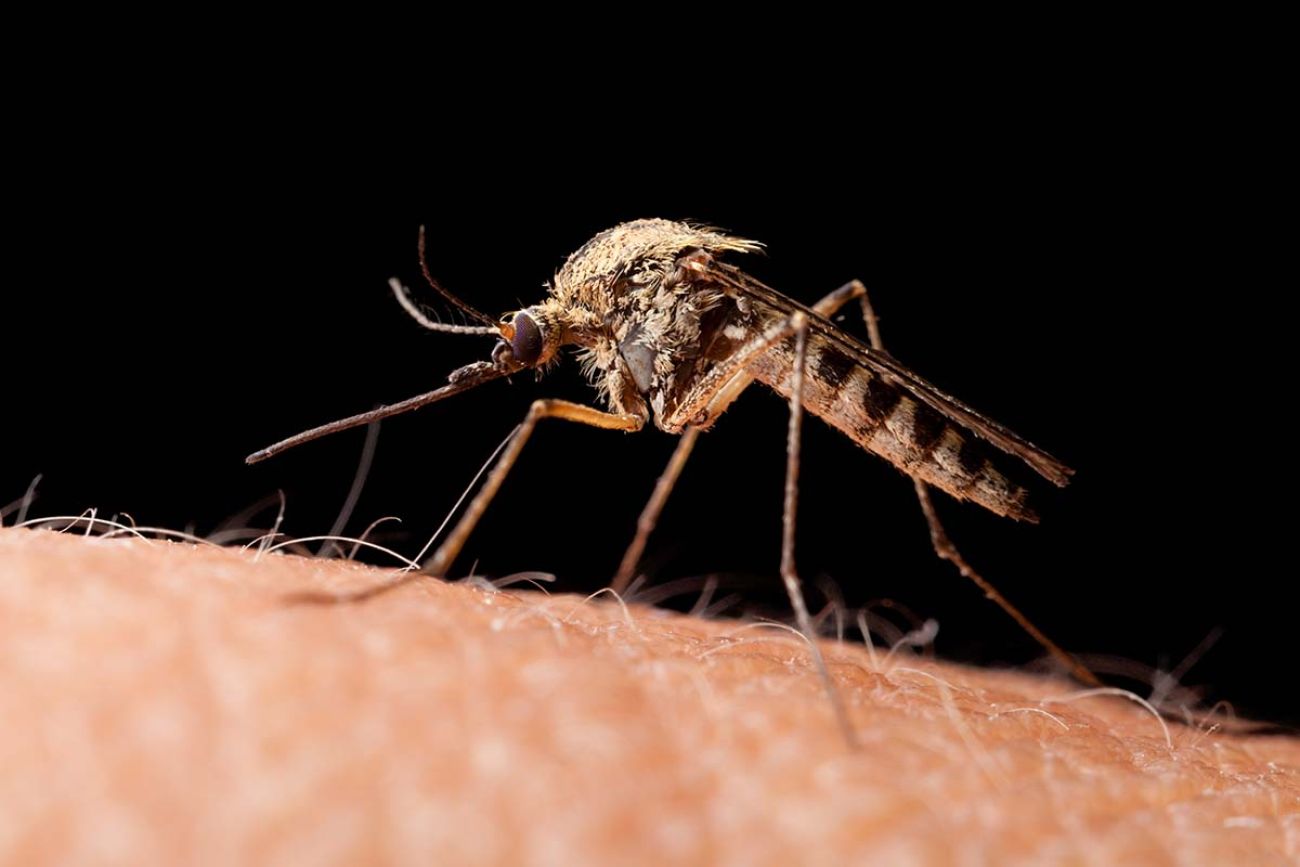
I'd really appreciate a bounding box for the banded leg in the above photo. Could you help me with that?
[853,286,1102,687]
[611,282,866,592]
[783,313,859,748]
[294,400,643,604]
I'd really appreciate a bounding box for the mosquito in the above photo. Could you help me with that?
[248,219,1099,744]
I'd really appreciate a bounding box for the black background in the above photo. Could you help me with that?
[5,95,1291,725]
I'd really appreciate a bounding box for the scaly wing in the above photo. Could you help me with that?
[704,260,1074,487]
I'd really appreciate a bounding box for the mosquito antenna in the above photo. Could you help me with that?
[417,225,498,328]
[246,361,511,464]
[390,278,498,335]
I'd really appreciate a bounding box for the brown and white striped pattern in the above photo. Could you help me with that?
[747,334,1037,521]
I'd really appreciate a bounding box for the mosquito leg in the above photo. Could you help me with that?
[614,282,881,595]
[291,400,643,605]
[612,426,700,594]
[431,400,644,572]
[670,309,810,427]
[783,313,859,747]
[851,286,1102,687]
[909,481,1101,686]
[812,279,869,319]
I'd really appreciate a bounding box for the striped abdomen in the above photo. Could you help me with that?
[747,334,1038,521]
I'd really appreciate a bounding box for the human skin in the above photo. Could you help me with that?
[1,528,1297,865]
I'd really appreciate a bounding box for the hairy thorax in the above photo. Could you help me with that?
[542,219,762,429]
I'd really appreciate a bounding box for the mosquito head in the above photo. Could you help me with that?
[491,305,562,369]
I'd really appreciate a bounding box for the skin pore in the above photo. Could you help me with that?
[2,528,1297,864]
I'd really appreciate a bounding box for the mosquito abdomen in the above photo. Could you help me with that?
[749,336,1037,522]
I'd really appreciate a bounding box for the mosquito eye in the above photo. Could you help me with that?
[510,311,544,366]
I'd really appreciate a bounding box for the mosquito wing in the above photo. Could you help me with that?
[692,261,1072,522]
[706,261,1074,484]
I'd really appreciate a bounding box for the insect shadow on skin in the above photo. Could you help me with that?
[247,219,1101,747]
